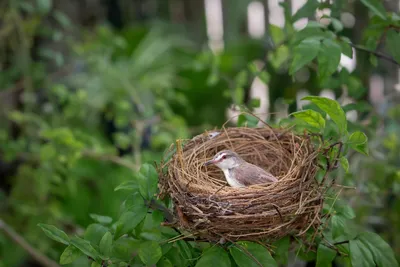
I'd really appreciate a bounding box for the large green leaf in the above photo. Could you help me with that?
[84,224,108,246]
[115,192,148,238]
[137,163,159,200]
[114,180,139,192]
[89,214,113,225]
[358,232,399,267]
[230,241,277,267]
[331,215,346,239]
[291,110,325,131]
[138,241,162,266]
[70,236,100,261]
[360,0,387,20]
[290,37,321,75]
[316,244,336,267]
[318,39,341,81]
[272,236,290,265]
[110,237,141,262]
[99,232,113,258]
[60,245,83,265]
[195,246,231,267]
[292,0,320,22]
[37,224,70,245]
[349,239,375,267]
[302,96,347,134]
[347,131,369,155]
[386,29,400,64]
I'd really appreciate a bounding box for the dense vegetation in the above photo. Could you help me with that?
[0,0,399,266]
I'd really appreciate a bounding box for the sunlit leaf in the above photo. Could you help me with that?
[138,241,162,266]
[291,110,325,131]
[316,244,336,267]
[230,241,277,267]
[290,37,321,75]
[302,96,347,134]
[195,246,231,267]
[60,245,83,265]
[37,224,70,245]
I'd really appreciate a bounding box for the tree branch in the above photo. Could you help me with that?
[348,43,400,66]
[0,219,60,267]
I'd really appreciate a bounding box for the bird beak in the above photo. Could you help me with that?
[204,159,216,166]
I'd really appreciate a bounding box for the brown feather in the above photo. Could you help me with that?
[233,162,278,186]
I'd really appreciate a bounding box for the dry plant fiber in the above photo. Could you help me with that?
[158,126,323,242]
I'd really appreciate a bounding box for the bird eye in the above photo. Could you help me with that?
[222,155,226,159]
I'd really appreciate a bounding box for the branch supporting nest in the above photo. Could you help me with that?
[158,127,335,242]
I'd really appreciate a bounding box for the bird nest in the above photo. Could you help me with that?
[158,126,329,242]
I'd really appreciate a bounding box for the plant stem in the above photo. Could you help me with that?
[0,219,60,267]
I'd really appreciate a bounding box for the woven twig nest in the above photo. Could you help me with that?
[158,126,325,242]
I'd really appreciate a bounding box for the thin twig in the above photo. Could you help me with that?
[0,219,60,267]
[348,43,399,66]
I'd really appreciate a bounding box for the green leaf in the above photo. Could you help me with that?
[290,37,321,75]
[386,29,400,64]
[302,96,347,134]
[99,232,113,258]
[349,239,375,267]
[114,180,139,192]
[291,110,326,131]
[36,0,52,14]
[339,157,349,173]
[272,236,290,265]
[84,224,108,246]
[318,39,341,81]
[334,200,356,219]
[195,246,231,267]
[331,18,343,32]
[360,0,387,20]
[138,241,162,266]
[358,232,399,267]
[339,37,353,58]
[111,237,141,262]
[316,244,336,267]
[89,214,113,225]
[137,163,159,200]
[238,114,259,128]
[37,224,70,245]
[230,241,277,267]
[115,193,148,238]
[70,236,100,261]
[347,131,369,155]
[331,215,346,239]
[60,245,83,265]
[292,0,320,22]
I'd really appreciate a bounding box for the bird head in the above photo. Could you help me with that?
[204,150,242,170]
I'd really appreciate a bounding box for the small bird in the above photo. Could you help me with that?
[204,150,278,188]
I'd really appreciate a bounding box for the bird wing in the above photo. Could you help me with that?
[236,163,278,186]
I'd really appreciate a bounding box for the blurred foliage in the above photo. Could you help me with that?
[0,0,399,266]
